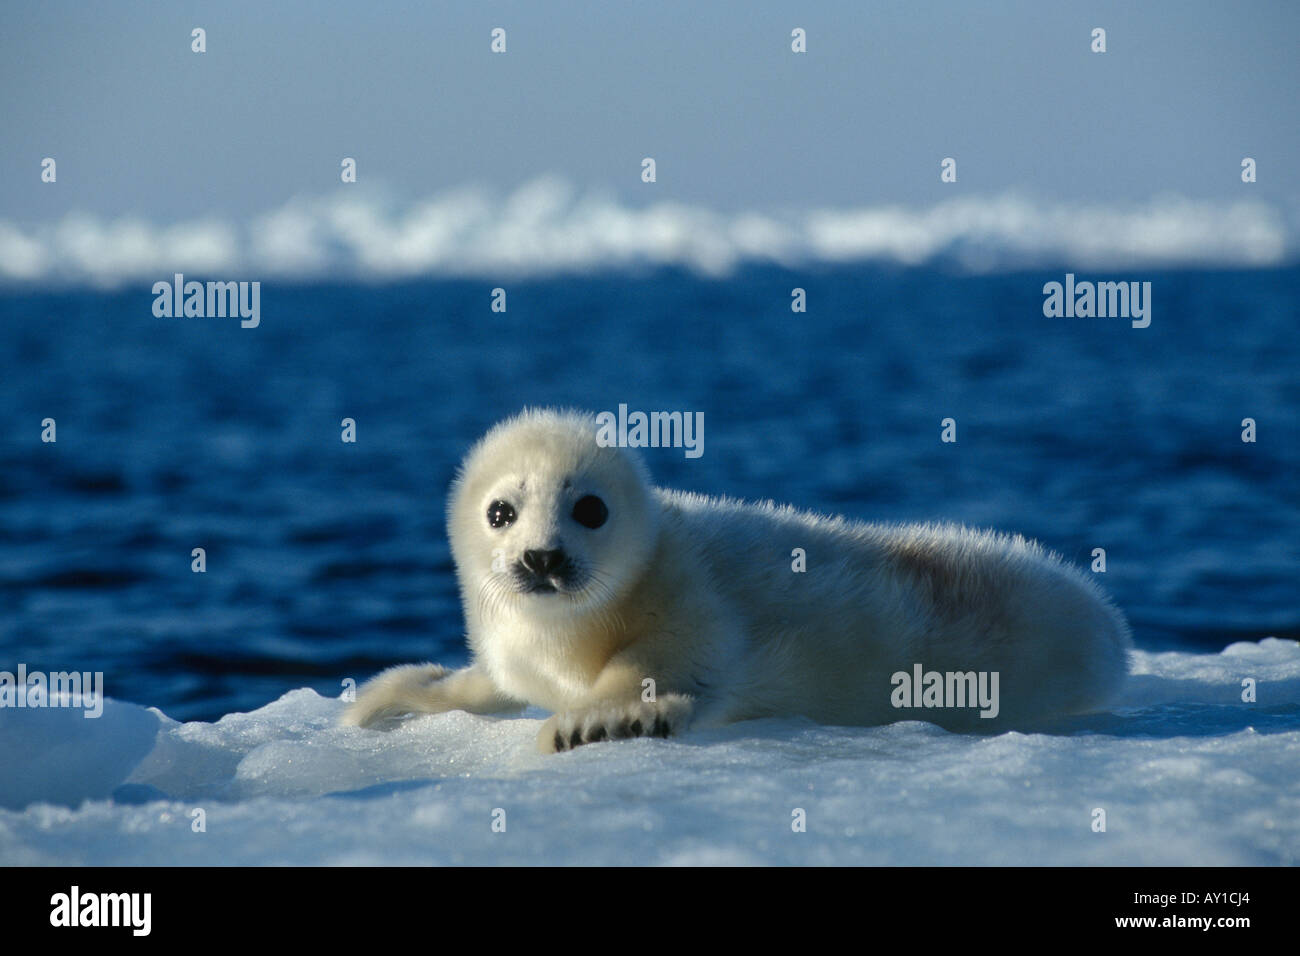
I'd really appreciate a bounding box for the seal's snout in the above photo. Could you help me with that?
[522,548,567,576]
[515,548,578,593]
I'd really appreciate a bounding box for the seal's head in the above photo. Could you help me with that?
[447,409,659,625]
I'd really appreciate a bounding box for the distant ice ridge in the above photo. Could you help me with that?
[0,178,1292,286]
[1,639,1297,865]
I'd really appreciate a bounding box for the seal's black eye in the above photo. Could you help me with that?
[572,495,608,529]
[487,500,516,529]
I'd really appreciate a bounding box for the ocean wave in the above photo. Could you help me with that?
[1,178,1292,285]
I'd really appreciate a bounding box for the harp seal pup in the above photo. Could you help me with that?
[342,408,1131,753]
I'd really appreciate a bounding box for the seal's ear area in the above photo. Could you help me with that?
[610,439,654,491]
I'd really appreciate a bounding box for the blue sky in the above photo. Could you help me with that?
[3,0,1297,223]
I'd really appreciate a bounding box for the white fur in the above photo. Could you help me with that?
[343,408,1132,752]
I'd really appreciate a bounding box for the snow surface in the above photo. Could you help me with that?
[2,640,1298,866]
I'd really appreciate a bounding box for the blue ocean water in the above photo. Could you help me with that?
[2,265,1296,721]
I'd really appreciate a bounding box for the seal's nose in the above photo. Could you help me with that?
[522,549,566,576]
